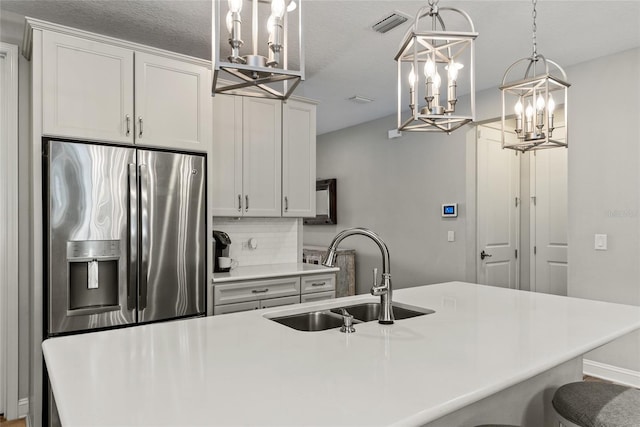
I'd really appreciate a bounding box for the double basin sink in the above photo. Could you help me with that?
[270,302,435,332]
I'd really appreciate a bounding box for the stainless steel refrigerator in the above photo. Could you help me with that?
[44,139,206,336]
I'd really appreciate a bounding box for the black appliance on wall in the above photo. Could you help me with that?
[213,230,232,272]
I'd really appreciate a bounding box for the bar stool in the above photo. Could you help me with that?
[552,381,640,427]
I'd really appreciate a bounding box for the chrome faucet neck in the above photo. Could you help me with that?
[322,228,394,324]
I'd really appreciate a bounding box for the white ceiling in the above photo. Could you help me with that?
[2,0,639,135]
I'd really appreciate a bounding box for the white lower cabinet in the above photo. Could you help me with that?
[214,301,261,315]
[213,273,336,315]
[300,291,335,303]
[213,277,300,315]
[260,295,301,309]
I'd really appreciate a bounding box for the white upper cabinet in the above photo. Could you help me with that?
[211,94,243,216]
[282,99,316,218]
[41,30,210,152]
[42,31,134,144]
[242,97,282,217]
[134,52,210,150]
[211,95,282,217]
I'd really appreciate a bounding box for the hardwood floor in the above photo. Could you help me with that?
[0,416,26,427]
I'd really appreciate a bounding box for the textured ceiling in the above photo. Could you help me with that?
[2,1,640,134]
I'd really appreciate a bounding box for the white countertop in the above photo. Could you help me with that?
[43,282,640,427]
[212,262,339,283]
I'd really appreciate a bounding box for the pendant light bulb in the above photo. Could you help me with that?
[525,102,533,119]
[271,0,286,18]
[448,60,460,81]
[514,99,523,115]
[408,65,416,89]
[228,0,243,13]
[547,95,555,113]
[424,58,435,78]
[433,71,442,89]
[536,94,545,111]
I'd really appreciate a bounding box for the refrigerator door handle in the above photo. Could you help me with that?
[139,164,150,310]
[127,163,138,311]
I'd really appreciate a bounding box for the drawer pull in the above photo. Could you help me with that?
[251,288,269,294]
[311,282,326,287]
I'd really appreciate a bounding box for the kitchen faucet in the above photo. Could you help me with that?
[321,228,394,324]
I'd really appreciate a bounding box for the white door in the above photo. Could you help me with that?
[242,97,282,217]
[42,31,134,143]
[134,52,210,151]
[211,94,244,216]
[282,99,316,218]
[531,147,568,295]
[477,126,520,289]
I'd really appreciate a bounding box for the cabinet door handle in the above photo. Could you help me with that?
[237,194,242,212]
[125,115,131,136]
[245,195,249,212]
[311,282,326,287]
[251,288,269,294]
[284,196,289,212]
[138,116,143,138]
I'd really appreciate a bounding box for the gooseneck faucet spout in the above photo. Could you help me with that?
[321,228,394,324]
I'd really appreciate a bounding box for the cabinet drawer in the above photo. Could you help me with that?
[300,290,335,303]
[214,277,301,305]
[260,295,300,309]
[301,274,336,294]
[214,301,260,315]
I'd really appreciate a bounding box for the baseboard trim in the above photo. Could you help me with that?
[17,398,28,419]
[583,359,640,388]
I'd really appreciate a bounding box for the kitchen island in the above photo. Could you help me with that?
[43,282,640,426]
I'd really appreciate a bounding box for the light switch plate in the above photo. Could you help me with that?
[447,231,455,242]
[595,234,607,251]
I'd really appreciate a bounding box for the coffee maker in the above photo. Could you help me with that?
[213,230,232,272]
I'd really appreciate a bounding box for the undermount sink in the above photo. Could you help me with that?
[269,302,435,332]
[331,302,435,322]
[271,310,344,332]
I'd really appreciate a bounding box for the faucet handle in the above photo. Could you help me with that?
[372,267,378,286]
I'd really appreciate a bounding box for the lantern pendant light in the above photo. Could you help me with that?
[395,0,478,134]
[212,0,304,100]
[500,0,570,152]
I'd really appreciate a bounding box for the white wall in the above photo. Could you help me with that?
[303,115,470,294]
[567,48,640,373]
[0,9,32,406]
[305,48,640,373]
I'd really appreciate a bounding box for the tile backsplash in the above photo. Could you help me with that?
[212,217,299,266]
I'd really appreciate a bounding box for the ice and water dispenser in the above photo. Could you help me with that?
[66,240,121,314]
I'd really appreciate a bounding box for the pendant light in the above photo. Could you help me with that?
[395,0,477,134]
[212,0,304,100]
[500,0,570,151]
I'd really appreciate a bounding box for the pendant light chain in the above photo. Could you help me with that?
[531,0,538,59]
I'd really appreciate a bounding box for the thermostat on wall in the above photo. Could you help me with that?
[442,203,458,218]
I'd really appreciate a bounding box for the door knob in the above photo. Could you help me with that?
[480,250,492,260]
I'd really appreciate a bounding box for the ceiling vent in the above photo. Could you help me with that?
[372,11,410,34]
[349,95,374,104]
